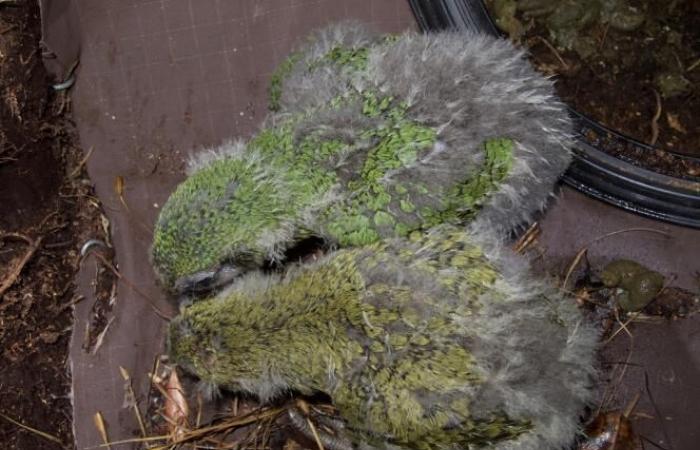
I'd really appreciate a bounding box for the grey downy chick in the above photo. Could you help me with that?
[152,23,574,299]
[168,225,598,450]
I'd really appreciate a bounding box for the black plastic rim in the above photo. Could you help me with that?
[408,0,700,228]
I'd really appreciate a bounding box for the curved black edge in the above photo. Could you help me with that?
[408,0,700,229]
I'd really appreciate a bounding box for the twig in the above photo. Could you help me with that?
[149,408,283,450]
[196,393,203,428]
[93,412,112,450]
[0,411,67,448]
[537,36,569,71]
[91,316,115,354]
[562,248,587,292]
[612,308,634,340]
[597,336,635,415]
[644,373,675,450]
[687,57,700,72]
[598,22,610,50]
[89,252,174,321]
[113,175,154,234]
[513,221,540,254]
[604,311,641,345]
[623,392,641,418]
[69,146,94,178]
[0,233,43,298]
[55,294,85,314]
[649,89,662,146]
[560,228,670,297]
[587,228,671,247]
[306,418,325,450]
[639,434,672,450]
[296,400,325,450]
[19,47,37,65]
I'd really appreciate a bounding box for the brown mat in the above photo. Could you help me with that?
[66,1,416,448]
[52,1,700,449]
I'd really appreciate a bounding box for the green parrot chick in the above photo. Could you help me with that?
[152,24,573,296]
[168,226,598,450]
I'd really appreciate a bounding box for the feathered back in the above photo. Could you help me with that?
[169,226,598,450]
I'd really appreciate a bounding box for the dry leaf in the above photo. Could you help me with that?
[579,411,637,450]
[666,113,686,133]
[562,248,588,291]
[113,175,130,211]
[513,221,540,254]
[93,412,112,449]
[113,175,124,196]
[164,370,190,440]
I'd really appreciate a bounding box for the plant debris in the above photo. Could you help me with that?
[486,0,700,170]
[578,396,640,450]
[0,2,109,448]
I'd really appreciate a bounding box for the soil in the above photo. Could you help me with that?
[485,0,700,177]
[0,2,107,448]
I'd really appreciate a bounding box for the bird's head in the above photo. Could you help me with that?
[151,149,307,302]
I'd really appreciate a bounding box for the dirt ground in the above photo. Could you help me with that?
[485,0,700,175]
[0,2,106,448]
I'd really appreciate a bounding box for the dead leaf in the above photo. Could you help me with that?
[579,411,637,450]
[666,113,686,133]
[113,175,124,196]
[39,330,61,344]
[513,221,540,254]
[93,412,111,449]
[164,369,190,440]
[113,175,129,211]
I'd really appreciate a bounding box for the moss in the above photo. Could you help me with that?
[361,91,394,117]
[308,45,370,72]
[374,211,395,227]
[400,198,416,213]
[269,52,302,111]
[152,157,292,281]
[169,226,536,448]
[394,223,411,237]
[422,137,515,227]
[266,38,514,250]
[248,122,346,202]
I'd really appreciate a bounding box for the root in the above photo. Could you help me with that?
[0,232,43,298]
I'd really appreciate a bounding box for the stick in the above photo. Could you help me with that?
[0,411,66,448]
[0,233,43,298]
[513,221,540,254]
[93,412,112,450]
[69,146,94,178]
[562,248,587,292]
[587,228,671,247]
[90,252,173,321]
[537,36,569,71]
[649,89,662,146]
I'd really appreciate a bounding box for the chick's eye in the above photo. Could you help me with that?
[175,271,217,295]
[212,264,239,288]
[175,263,242,303]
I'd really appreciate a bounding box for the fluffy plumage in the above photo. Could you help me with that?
[168,225,598,450]
[152,23,573,294]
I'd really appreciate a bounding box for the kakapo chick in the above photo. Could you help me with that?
[168,226,598,450]
[152,23,574,296]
